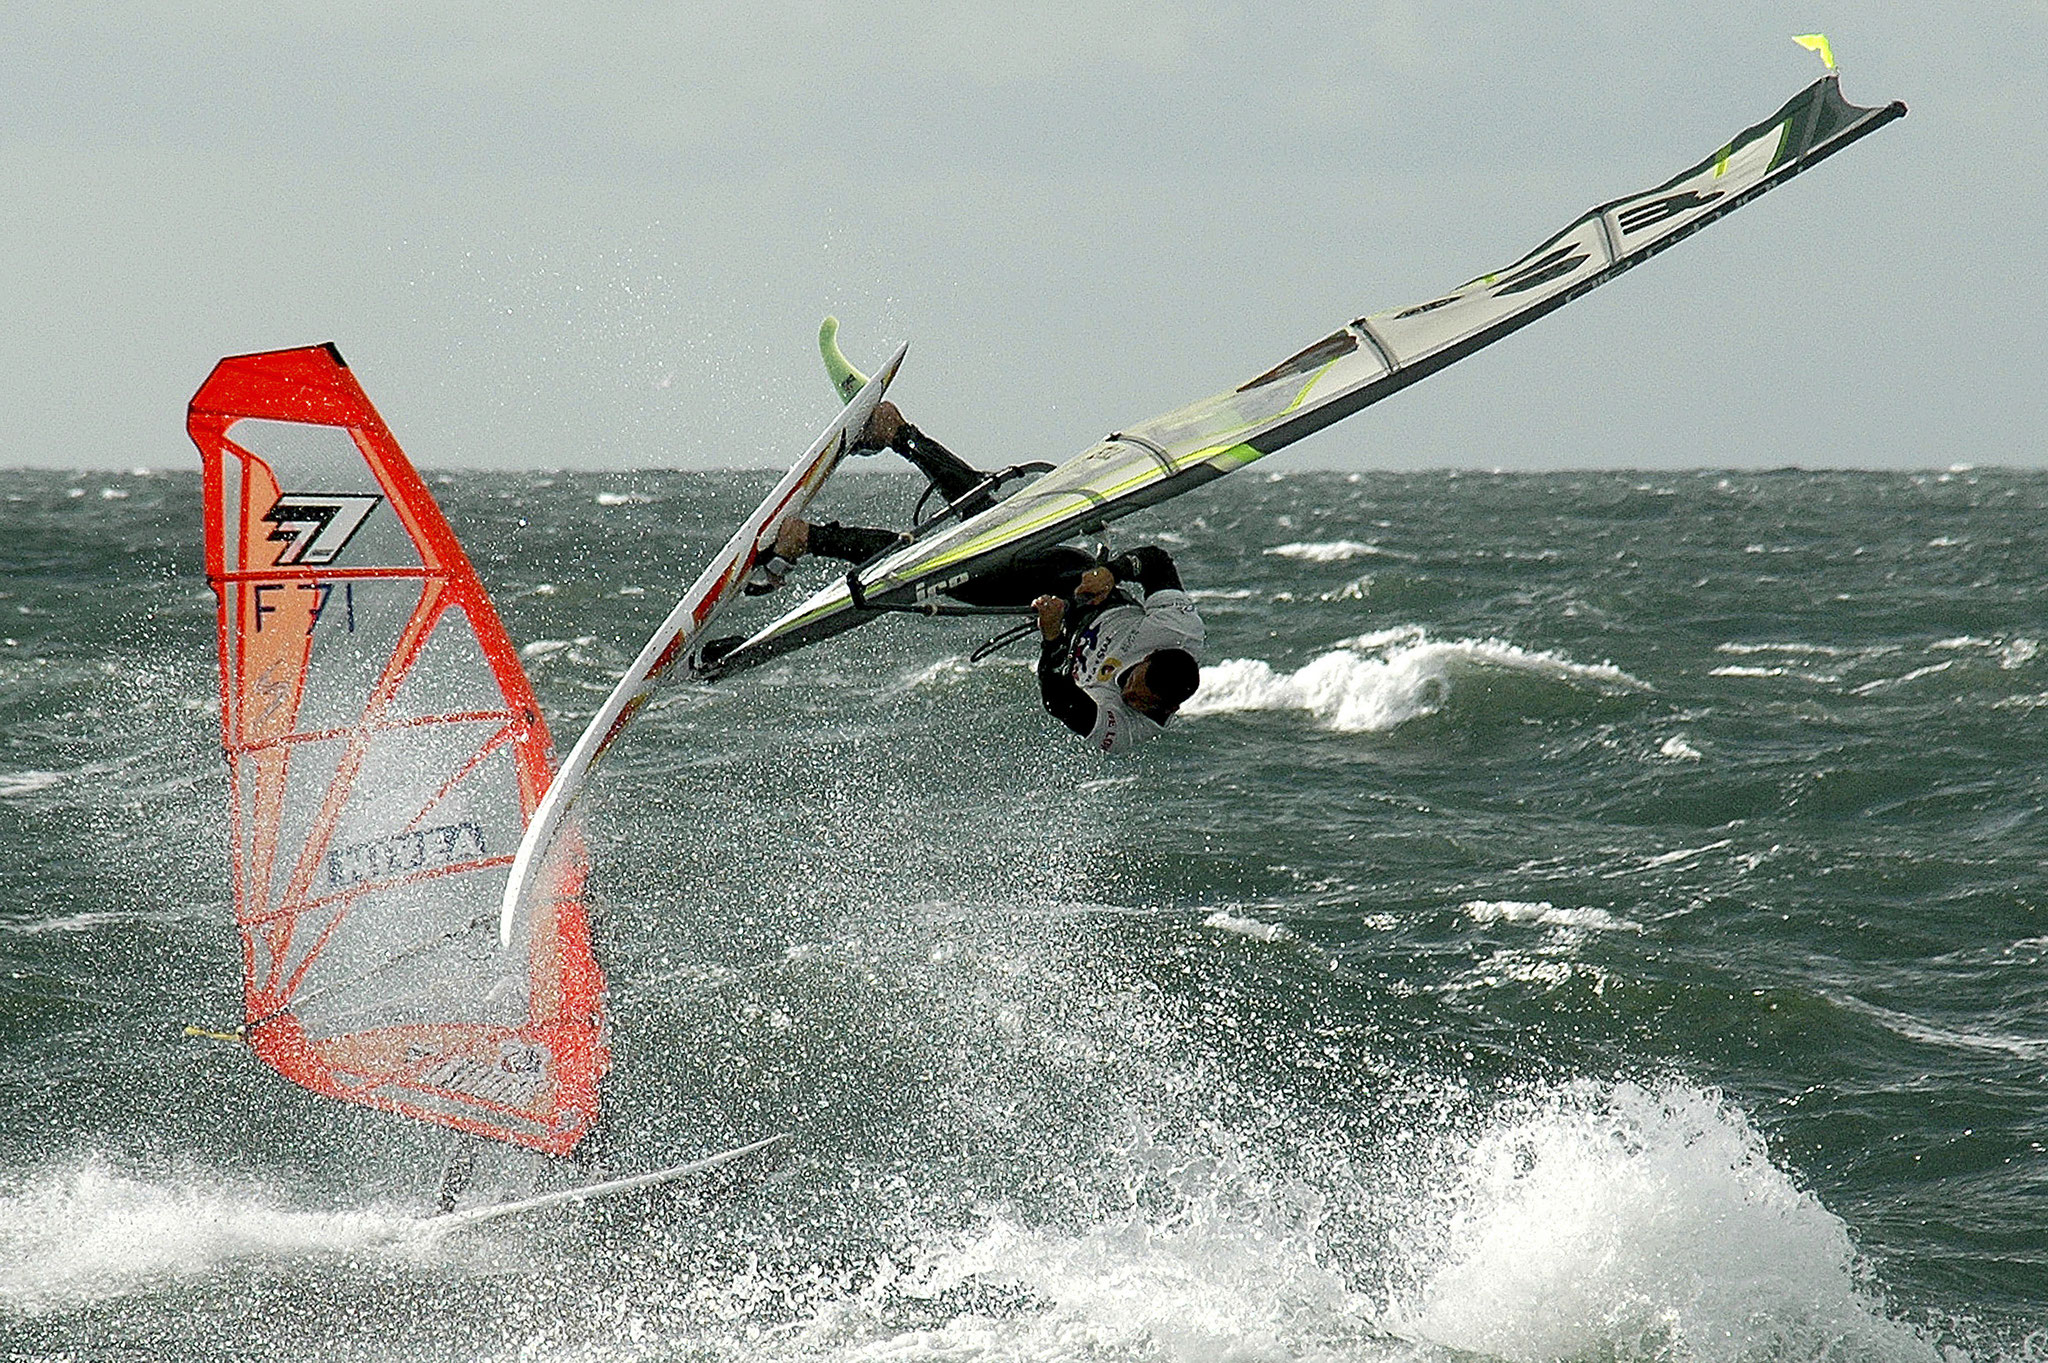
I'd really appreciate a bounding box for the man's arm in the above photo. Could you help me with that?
[1032,594,1096,737]
[1037,638,1097,737]
[1103,545,1182,595]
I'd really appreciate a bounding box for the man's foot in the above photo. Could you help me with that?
[856,401,906,453]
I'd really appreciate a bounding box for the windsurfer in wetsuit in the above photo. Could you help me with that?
[763,402,1205,750]
[1028,548,1203,752]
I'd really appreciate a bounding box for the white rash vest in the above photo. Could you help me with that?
[1060,587,1205,753]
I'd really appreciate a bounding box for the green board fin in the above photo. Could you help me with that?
[819,316,870,404]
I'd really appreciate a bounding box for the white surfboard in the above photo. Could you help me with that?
[417,1132,792,1233]
[498,345,908,943]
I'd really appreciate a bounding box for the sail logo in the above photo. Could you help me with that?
[1489,244,1590,298]
[414,1052,545,1108]
[324,820,488,889]
[915,573,971,602]
[263,492,383,566]
[1617,187,1724,237]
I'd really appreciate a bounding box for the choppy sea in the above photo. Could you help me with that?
[1,462,2042,1362]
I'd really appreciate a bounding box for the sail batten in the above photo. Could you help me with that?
[191,344,608,1157]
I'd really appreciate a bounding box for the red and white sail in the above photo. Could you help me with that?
[190,344,607,1157]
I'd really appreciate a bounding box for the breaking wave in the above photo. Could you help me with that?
[1462,899,1643,933]
[1386,1080,1939,1363]
[744,1079,1938,1363]
[1263,540,1398,563]
[1185,626,1645,731]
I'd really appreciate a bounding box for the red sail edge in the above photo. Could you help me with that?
[190,344,607,1157]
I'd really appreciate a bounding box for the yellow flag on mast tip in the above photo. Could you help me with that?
[1793,34,1836,71]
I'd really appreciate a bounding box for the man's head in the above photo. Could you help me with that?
[1120,648,1201,722]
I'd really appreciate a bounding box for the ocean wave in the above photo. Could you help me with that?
[1658,734,1704,761]
[1387,1079,1939,1363]
[517,635,599,664]
[1184,628,1644,732]
[769,1128,1371,1363]
[746,1080,1937,1363]
[1462,900,1642,933]
[1716,641,1858,657]
[1830,994,2048,1060]
[0,910,137,936]
[1201,909,1295,942]
[1852,660,1958,695]
[0,770,64,798]
[1930,635,2039,668]
[1262,539,1396,563]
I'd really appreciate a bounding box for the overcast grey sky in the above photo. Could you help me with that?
[3,2,2042,472]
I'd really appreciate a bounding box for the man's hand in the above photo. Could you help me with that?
[861,400,906,451]
[1033,594,1067,640]
[1074,566,1115,606]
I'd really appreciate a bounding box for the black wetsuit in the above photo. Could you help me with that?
[879,421,995,518]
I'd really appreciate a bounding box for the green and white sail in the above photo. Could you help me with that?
[707,74,1904,678]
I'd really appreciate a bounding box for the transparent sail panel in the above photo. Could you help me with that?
[192,344,606,1156]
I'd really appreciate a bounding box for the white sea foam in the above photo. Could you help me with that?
[1388,1080,1939,1363]
[1658,734,1703,761]
[1852,659,1957,694]
[1462,900,1642,933]
[1202,909,1294,942]
[595,491,654,505]
[1263,539,1390,562]
[1638,838,1732,870]
[751,1081,1934,1363]
[0,770,63,798]
[1,910,133,935]
[1184,630,1642,732]
[781,1135,1371,1363]
[904,655,977,689]
[519,636,595,661]
[1831,994,2048,1060]
[0,1157,418,1314]
[1931,635,2039,668]
[1715,641,1854,657]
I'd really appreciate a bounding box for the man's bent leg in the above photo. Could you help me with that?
[893,425,995,517]
[806,521,905,564]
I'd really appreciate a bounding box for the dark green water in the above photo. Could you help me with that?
[1,465,2042,1361]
